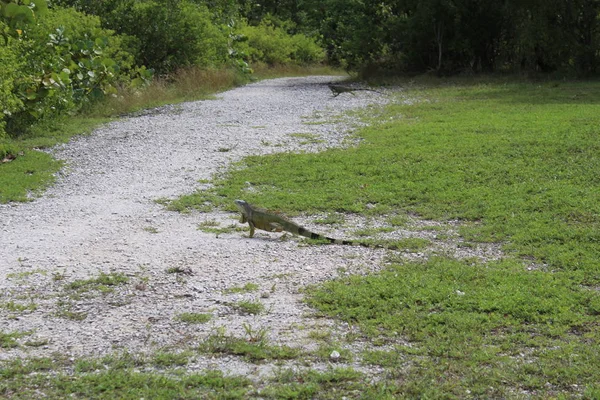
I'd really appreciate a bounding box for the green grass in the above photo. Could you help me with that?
[259,368,369,399]
[233,300,265,315]
[0,356,251,399]
[169,78,600,397]
[0,331,29,349]
[224,283,260,294]
[0,117,108,203]
[200,330,300,362]
[64,272,129,295]
[176,312,212,324]
[307,257,600,396]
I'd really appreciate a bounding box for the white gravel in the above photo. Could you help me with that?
[0,76,501,377]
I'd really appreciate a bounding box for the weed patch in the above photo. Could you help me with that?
[64,272,129,296]
[176,312,212,324]
[232,300,265,315]
[306,257,600,397]
[200,329,299,362]
[224,283,260,294]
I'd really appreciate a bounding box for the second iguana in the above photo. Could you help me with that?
[328,84,385,97]
[234,199,370,247]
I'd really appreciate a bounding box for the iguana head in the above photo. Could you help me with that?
[234,199,248,213]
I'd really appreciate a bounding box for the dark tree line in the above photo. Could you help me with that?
[247,0,600,76]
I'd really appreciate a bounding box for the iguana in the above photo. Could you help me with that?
[234,199,386,248]
[328,83,385,97]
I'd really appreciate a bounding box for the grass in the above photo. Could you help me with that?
[0,331,29,348]
[200,329,300,362]
[224,282,260,294]
[233,300,265,315]
[307,257,600,396]
[64,272,129,295]
[167,78,600,397]
[176,312,212,324]
[0,355,251,399]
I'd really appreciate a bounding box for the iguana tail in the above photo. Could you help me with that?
[296,227,377,249]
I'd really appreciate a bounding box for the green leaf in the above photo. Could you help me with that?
[101,58,116,68]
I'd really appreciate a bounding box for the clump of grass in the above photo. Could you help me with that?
[223,283,259,294]
[176,312,212,324]
[0,331,29,348]
[166,266,193,275]
[232,300,264,315]
[1,301,38,313]
[200,329,299,362]
[261,368,367,399]
[65,272,129,295]
[197,219,237,235]
[151,351,190,367]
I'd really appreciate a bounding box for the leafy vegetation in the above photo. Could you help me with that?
[64,272,129,294]
[237,18,325,67]
[224,282,260,294]
[243,0,600,75]
[233,300,265,315]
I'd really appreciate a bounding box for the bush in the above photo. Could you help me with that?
[0,26,24,139]
[237,19,325,66]
[3,6,137,136]
[95,0,229,74]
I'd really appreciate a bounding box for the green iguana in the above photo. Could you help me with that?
[234,199,384,248]
[328,83,385,97]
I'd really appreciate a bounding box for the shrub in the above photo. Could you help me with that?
[95,0,229,74]
[0,27,23,139]
[3,6,137,136]
[237,19,325,66]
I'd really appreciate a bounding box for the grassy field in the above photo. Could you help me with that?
[168,78,600,397]
[2,78,599,398]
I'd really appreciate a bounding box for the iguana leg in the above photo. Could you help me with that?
[240,214,247,223]
[249,222,255,238]
[268,222,284,232]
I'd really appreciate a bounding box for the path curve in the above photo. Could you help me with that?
[0,76,391,371]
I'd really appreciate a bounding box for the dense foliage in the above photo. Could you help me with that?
[0,0,327,137]
[0,0,143,137]
[242,0,600,76]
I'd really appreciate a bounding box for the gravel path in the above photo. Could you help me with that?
[0,76,502,378]
[0,76,397,368]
